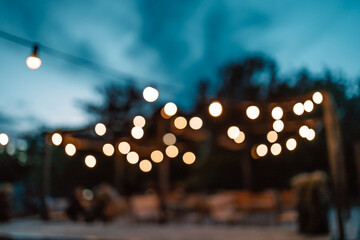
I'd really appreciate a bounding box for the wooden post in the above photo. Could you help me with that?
[114,153,126,195]
[354,142,360,201]
[322,91,346,240]
[41,136,51,220]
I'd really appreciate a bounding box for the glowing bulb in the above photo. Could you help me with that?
[0,133,9,146]
[118,141,131,154]
[273,120,284,132]
[271,107,283,120]
[286,138,297,151]
[189,117,203,130]
[51,133,62,146]
[267,131,278,143]
[143,87,159,102]
[312,92,323,104]
[166,145,179,158]
[163,133,176,145]
[151,150,164,163]
[133,115,146,127]
[209,101,223,117]
[95,123,106,136]
[26,56,41,70]
[139,159,152,172]
[131,126,144,139]
[183,152,196,165]
[256,144,268,157]
[246,106,260,120]
[65,143,76,156]
[299,125,309,138]
[227,126,240,139]
[85,155,96,168]
[103,143,115,156]
[127,151,139,164]
[304,100,314,112]
[293,103,304,116]
[306,129,316,141]
[270,143,282,156]
[174,116,187,129]
[164,102,177,116]
[234,131,245,144]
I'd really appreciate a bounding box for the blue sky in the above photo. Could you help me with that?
[0,0,360,136]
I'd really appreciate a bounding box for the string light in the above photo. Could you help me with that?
[118,141,131,154]
[95,123,106,136]
[306,129,316,141]
[164,102,177,116]
[183,152,196,165]
[256,144,268,157]
[246,106,260,120]
[103,143,115,156]
[312,92,323,104]
[151,150,164,163]
[51,133,62,146]
[163,133,176,145]
[174,116,187,129]
[139,159,152,172]
[267,131,278,143]
[189,117,203,130]
[85,155,96,168]
[227,126,240,139]
[270,143,282,156]
[209,101,223,117]
[271,107,283,120]
[131,126,144,139]
[26,45,41,70]
[304,100,314,112]
[126,151,139,164]
[234,131,245,144]
[133,115,146,127]
[273,120,284,132]
[299,125,309,138]
[293,103,304,115]
[286,138,297,151]
[143,87,159,102]
[166,145,179,158]
[65,143,76,156]
[0,133,9,146]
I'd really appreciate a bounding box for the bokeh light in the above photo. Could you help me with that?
[306,129,316,141]
[51,133,62,146]
[103,143,115,156]
[163,133,176,145]
[131,126,144,139]
[174,116,187,129]
[271,107,283,120]
[256,144,268,157]
[304,100,314,112]
[166,145,179,158]
[26,56,41,69]
[151,150,164,163]
[164,102,177,116]
[133,115,146,127]
[118,141,131,154]
[0,133,9,146]
[299,125,309,138]
[82,189,94,201]
[234,131,245,144]
[139,159,152,172]
[227,126,240,139]
[65,143,76,156]
[312,92,323,104]
[246,106,260,120]
[95,123,106,136]
[143,87,159,102]
[85,155,96,168]
[189,117,203,130]
[286,138,297,151]
[273,120,284,132]
[126,151,139,164]
[267,131,278,143]
[293,103,304,115]
[270,143,282,156]
[209,101,223,117]
[183,152,196,165]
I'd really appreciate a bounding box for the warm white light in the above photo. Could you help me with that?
[127,151,139,164]
[166,145,179,158]
[312,92,323,104]
[303,100,314,113]
[118,141,131,154]
[95,123,106,136]
[174,116,187,129]
[293,103,304,115]
[271,107,283,120]
[85,155,96,168]
[273,120,284,132]
[65,143,76,156]
[51,133,62,146]
[139,159,152,172]
[163,133,176,145]
[103,143,115,156]
[143,87,159,102]
[131,126,144,139]
[246,106,260,120]
[227,126,240,139]
[267,131,278,143]
[164,102,177,116]
[133,115,146,127]
[151,150,164,163]
[286,138,297,151]
[306,129,316,141]
[209,101,223,117]
[256,144,268,157]
[183,152,196,165]
[299,125,309,138]
[189,117,203,130]
[0,133,9,146]
[26,56,41,69]
[234,131,245,144]
[270,143,282,156]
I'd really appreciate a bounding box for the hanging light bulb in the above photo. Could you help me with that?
[26,44,42,70]
[143,87,159,102]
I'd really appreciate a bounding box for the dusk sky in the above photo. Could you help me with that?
[1,0,360,136]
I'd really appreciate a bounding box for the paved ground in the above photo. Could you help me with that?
[0,218,330,240]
